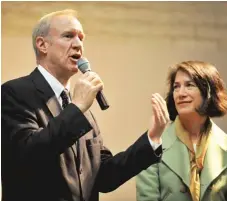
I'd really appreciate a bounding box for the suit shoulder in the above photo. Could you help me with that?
[161,122,178,150]
[162,122,176,139]
[2,74,33,92]
[212,122,227,151]
[1,74,35,101]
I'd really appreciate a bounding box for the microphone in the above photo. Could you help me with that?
[77,57,110,110]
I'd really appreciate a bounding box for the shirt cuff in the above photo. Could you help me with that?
[147,133,162,150]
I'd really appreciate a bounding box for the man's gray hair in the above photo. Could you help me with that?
[32,9,78,57]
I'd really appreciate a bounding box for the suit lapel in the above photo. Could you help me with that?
[30,68,62,118]
[30,68,83,196]
[162,122,191,188]
[200,122,227,200]
[30,68,78,157]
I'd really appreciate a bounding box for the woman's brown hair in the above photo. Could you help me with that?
[166,61,227,121]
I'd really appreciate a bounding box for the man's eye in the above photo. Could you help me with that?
[64,34,73,38]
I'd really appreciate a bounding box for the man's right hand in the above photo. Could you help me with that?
[71,71,104,112]
[148,93,170,143]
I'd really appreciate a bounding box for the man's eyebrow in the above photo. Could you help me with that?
[62,29,85,36]
[64,28,83,32]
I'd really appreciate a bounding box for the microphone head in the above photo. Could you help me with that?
[77,57,91,73]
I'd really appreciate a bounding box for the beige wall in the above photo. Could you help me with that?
[2,2,227,201]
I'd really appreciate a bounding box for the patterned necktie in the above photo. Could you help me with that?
[59,89,83,200]
[60,89,70,109]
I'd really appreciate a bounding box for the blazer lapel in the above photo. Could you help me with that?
[162,122,191,188]
[30,68,62,118]
[30,68,82,195]
[200,122,227,200]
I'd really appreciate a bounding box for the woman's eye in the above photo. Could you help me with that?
[187,83,195,87]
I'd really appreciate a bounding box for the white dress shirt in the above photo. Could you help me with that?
[38,65,70,108]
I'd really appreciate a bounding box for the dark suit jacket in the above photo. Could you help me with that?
[1,68,162,201]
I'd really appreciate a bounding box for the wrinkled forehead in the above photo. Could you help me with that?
[49,15,84,34]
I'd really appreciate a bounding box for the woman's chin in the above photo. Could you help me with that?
[177,108,194,116]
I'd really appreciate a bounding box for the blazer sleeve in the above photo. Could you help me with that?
[1,83,92,161]
[136,164,161,201]
[94,132,163,193]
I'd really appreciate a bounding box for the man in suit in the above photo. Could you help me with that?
[1,9,169,201]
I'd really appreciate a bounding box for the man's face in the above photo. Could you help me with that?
[45,15,84,77]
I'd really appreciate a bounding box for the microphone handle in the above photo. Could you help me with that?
[96,90,109,110]
[82,69,109,110]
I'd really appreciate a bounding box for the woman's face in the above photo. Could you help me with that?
[173,70,204,116]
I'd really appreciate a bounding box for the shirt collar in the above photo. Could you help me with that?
[37,65,70,100]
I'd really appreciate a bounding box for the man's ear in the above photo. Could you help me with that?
[36,36,49,54]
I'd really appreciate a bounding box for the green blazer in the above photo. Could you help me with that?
[136,120,227,201]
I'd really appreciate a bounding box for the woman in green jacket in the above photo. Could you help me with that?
[136,61,227,201]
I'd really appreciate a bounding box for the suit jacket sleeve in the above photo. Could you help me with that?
[94,132,163,193]
[1,82,92,161]
[136,164,161,201]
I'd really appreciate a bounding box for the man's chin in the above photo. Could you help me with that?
[70,65,79,73]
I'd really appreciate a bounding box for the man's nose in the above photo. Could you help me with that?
[72,36,83,49]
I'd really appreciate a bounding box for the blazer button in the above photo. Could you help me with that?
[180,185,187,193]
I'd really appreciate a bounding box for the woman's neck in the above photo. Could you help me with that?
[179,114,208,143]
